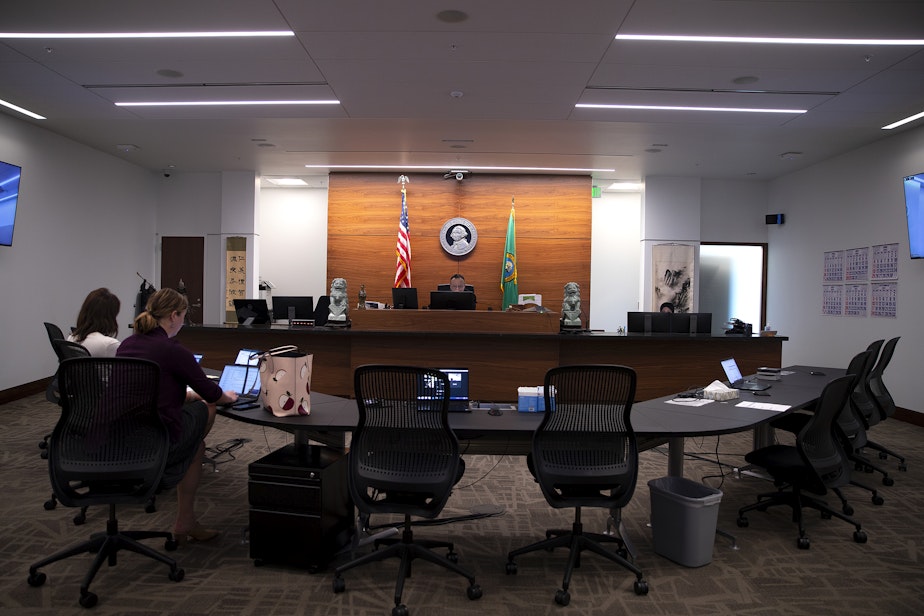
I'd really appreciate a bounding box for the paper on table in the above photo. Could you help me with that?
[735,401,790,412]
[665,398,714,407]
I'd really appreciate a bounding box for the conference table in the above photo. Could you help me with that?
[218,364,844,478]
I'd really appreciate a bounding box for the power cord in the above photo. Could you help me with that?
[205,438,252,465]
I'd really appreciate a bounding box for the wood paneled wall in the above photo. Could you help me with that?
[327,173,593,318]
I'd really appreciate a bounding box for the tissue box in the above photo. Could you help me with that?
[704,388,739,401]
[518,387,546,412]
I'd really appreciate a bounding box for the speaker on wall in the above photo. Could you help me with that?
[765,214,785,225]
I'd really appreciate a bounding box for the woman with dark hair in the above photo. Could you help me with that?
[67,288,122,357]
[117,288,238,545]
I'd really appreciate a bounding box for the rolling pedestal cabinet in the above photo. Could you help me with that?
[248,444,353,571]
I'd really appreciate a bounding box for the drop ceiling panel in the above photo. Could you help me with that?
[277,0,634,34]
[618,0,924,39]
[321,60,596,119]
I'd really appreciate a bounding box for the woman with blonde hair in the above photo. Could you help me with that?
[117,288,238,544]
[67,288,121,357]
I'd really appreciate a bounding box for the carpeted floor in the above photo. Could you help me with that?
[2,393,923,615]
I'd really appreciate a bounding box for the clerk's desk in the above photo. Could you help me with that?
[219,365,842,478]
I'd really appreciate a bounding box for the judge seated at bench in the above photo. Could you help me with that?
[438,273,475,294]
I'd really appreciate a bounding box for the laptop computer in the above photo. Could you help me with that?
[418,368,471,412]
[234,348,261,366]
[218,363,262,401]
[721,357,771,391]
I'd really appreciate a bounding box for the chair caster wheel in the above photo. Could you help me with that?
[446,551,459,563]
[79,590,98,608]
[73,513,86,526]
[736,516,749,528]
[617,547,629,559]
[165,538,178,551]
[168,568,184,582]
[872,495,884,506]
[41,451,49,460]
[882,476,894,487]
[854,530,868,543]
[505,561,518,575]
[554,589,571,606]
[797,536,810,550]
[634,579,649,595]
[43,499,56,511]
[899,463,908,472]
[392,604,409,616]
[842,504,854,516]
[27,571,46,587]
[467,583,482,600]
[333,576,345,593]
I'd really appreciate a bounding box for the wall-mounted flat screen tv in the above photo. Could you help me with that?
[0,160,22,247]
[904,172,924,259]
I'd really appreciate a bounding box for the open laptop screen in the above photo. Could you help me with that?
[234,348,261,366]
[218,364,261,396]
[721,358,744,383]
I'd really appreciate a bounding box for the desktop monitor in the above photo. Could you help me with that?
[429,290,477,310]
[626,311,671,334]
[391,287,418,309]
[273,295,314,321]
[233,299,271,325]
[437,283,476,293]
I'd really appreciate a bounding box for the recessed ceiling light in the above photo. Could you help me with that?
[882,109,924,130]
[0,98,45,119]
[114,100,340,107]
[615,34,924,46]
[0,31,294,39]
[266,178,308,186]
[606,182,644,191]
[577,103,806,114]
[305,164,615,173]
[115,144,140,153]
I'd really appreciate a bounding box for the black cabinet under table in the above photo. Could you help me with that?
[248,444,353,571]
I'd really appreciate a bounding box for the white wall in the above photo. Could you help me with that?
[0,114,156,391]
[589,192,642,331]
[258,187,329,303]
[767,125,924,413]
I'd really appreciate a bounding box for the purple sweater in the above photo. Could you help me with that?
[117,327,222,442]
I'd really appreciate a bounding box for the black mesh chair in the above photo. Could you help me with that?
[737,375,868,549]
[43,340,94,520]
[27,357,184,608]
[505,365,649,606]
[42,322,67,410]
[332,365,482,616]
[864,337,907,471]
[770,350,884,513]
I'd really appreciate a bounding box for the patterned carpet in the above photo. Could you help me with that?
[2,394,923,615]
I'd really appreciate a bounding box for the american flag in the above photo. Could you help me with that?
[394,187,412,288]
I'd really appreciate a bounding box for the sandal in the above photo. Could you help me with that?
[174,523,221,545]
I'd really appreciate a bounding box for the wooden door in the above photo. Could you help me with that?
[161,236,205,325]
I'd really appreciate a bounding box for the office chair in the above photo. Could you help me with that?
[737,375,868,550]
[863,337,907,471]
[505,365,649,606]
[41,322,67,412]
[27,357,184,608]
[42,340,94,520]
[332,365,482,616]
[770,350,884,514]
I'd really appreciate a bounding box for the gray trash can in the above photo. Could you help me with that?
[648,476,723,567]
